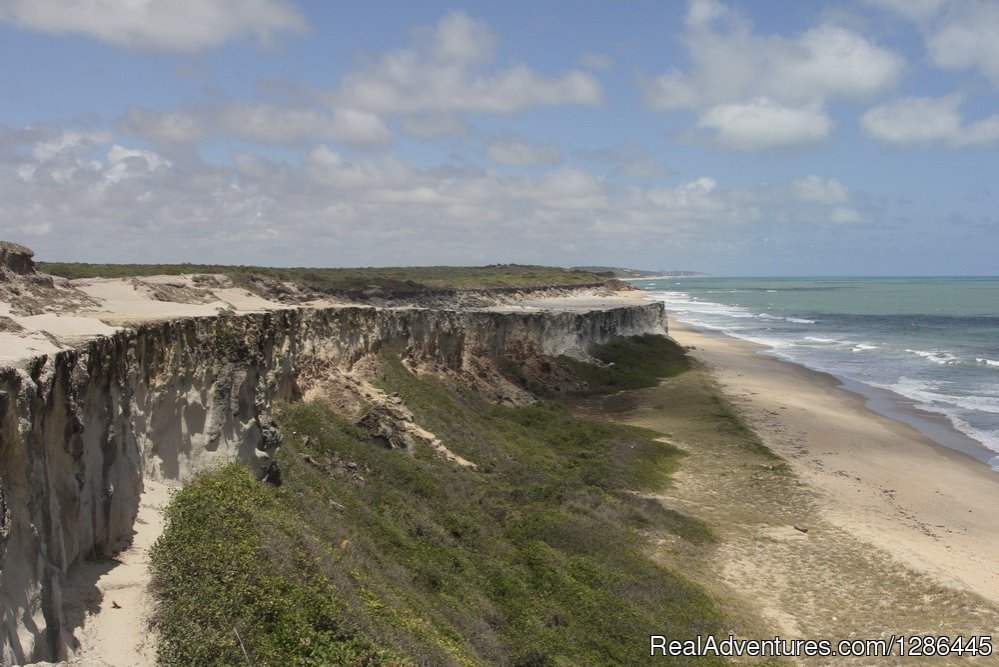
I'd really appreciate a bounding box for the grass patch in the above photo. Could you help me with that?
[707,394,782,460]
[559,334,691,394]
[151,345,727,666]
[149,465,404,666]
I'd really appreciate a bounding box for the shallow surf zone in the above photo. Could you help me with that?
[636,277,999,471]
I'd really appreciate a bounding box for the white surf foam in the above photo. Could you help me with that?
[647,285,999,467]
[882,377,999,414]
[904,348,960,365]
[804,336,838,344]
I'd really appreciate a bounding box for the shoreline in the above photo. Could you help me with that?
[629,277,999,474]
[666,317,999,605]
[681,319,999,472]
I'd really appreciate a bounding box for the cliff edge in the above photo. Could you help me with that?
[0,247,665,665]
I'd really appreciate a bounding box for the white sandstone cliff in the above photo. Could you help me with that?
[0,249,665,664]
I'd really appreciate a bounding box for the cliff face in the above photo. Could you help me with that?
[0,301,665,664]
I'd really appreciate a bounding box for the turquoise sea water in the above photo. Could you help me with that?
[633,277,999,471]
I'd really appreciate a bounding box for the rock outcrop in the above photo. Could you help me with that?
[0,296,665,664]
[0,244,95,318]
[0,243,36,278]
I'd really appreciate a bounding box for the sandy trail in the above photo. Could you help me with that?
[65,480,171,667]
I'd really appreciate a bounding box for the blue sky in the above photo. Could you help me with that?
[0,0,997,275]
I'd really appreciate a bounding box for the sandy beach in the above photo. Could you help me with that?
[667,319,999,605]
[573,312,999,663]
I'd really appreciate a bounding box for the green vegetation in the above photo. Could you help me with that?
[151,338,727,666]
[38,261,603,295]
[558,334,691,393]
[705,393,783,460]
[150,467,403,666]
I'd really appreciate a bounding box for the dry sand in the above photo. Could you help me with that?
[482,289,648,312]
[0,275,298,365]
[64,481,172,667]
[668,320,999,605]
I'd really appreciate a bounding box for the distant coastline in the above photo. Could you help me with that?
[571,265,710,279]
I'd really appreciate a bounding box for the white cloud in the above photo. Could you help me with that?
[864,0,946,22]
[485,138,561,166]
[644,1,902,112]
[927,1,999,86]
[303,146,425,190]
[217,103,392,147]
[643,0,901,150]
[0,124,867,266]
[19,221,51,236]
[697,99,832,150]
[523,169,607,209]
[830,206,867,224]
[112,11,602,152]
[686,0,728,27]
[29,128,109,161]
[643,71,701,111]
[768,25,905,103]
[120,102,392,149]
[119,106,207,147]
[215,103,320,145]
[600,175,765,235]
[333,11,602,115]
[792,175,850,205]
[860,94,999,146]
[14,128,109,182]
[104,144,169,183]
[870,0,999,86]
[0,0,307,52]
[326,109,393,147]
[648,177,717,206]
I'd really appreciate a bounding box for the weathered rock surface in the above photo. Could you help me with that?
[0,244,95,317]
[0,244,38,279]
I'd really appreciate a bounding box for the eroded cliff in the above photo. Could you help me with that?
[0,299,665,664]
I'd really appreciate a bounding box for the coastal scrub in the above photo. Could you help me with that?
[150,338,726,665]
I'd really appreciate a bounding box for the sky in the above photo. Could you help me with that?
[0,0,997,275]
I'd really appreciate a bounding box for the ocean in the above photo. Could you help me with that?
[633,277,999,472]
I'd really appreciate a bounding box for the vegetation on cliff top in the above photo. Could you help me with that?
[150,336,727,666]
[38,262,605,295]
